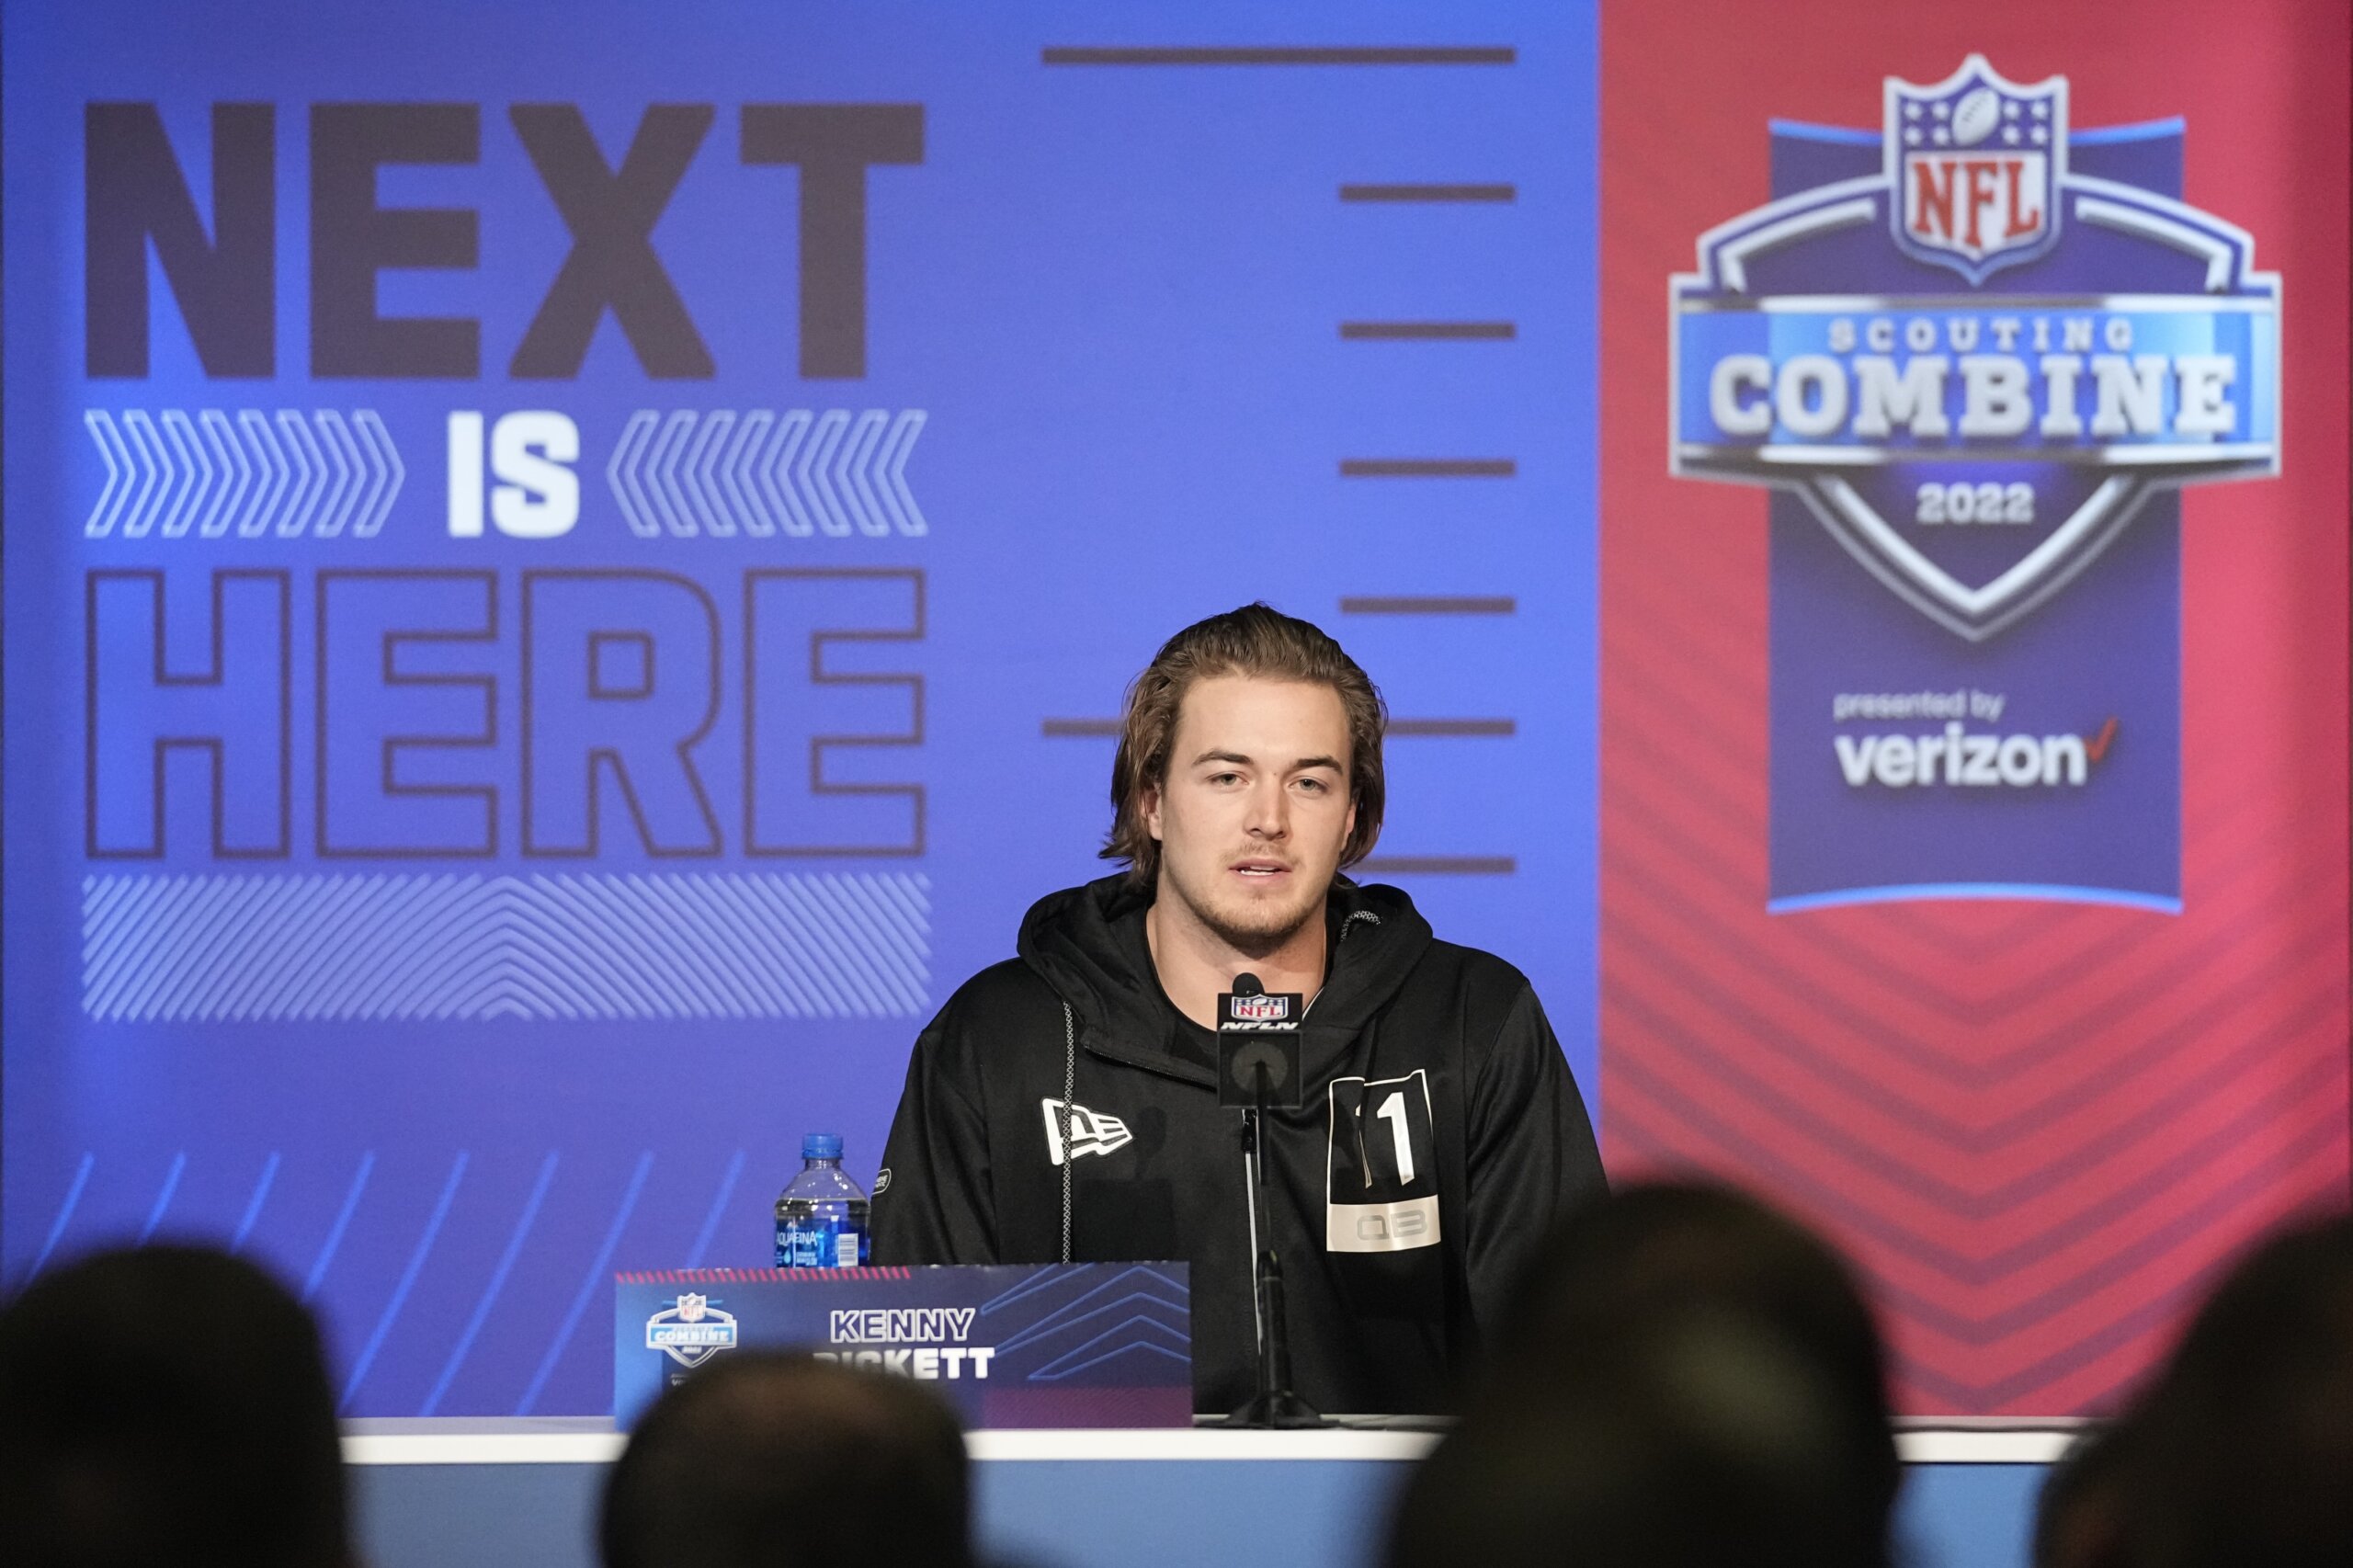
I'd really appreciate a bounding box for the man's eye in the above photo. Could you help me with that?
[1209,772,1242,786]
[1296,777,1329,794]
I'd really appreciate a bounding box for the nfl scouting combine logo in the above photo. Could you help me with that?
[1669,59,2280,912]
[646,1293,740,1369]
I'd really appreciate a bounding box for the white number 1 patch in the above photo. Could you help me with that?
[1325,1070,1440,1254]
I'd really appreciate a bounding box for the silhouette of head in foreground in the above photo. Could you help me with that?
[604,1351,974,1568]
[2104,1211,2353,1568]
[1388,1180,1898,1568]
[0,1244,352,1568]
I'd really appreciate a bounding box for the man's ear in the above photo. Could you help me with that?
[1142,782,1164,842]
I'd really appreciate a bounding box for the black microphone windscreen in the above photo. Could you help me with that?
[1232,971,1265,997]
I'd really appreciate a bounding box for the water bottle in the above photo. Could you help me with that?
[774,1134,870,1268]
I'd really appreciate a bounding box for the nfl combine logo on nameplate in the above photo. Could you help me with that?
[645,1293,739,1369]
[1669,58,2279,912]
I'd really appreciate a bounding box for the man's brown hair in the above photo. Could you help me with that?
[1103,603,1387,886]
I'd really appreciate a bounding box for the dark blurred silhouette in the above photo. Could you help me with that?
[603,1351,974,1568]
[1388,1180,1896,1568]
[2103,1212,2353,1568]
[0,1245,353,1568]
[1491,1180,1901,1522]
[2032,1423,2132,1568]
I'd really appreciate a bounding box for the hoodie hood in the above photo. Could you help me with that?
[1016,871,1435,1083]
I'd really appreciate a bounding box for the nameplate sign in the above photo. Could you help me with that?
[614,1263,1191,1429]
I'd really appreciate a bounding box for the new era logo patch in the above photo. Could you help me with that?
[1040,1098,1133,1165]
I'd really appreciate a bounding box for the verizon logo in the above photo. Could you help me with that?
[1836,718,2116,790]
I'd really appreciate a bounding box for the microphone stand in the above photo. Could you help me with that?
[1222,1056,1329,1428]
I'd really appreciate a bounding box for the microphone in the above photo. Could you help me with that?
[1214,967,1329,1428]
[1217,973,1302,1109]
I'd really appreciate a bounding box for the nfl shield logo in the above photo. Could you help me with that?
[1231,994,1290,1023]
[676,1293,708,1323]
[1887,54,2066,281]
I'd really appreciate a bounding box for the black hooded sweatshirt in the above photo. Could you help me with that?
[870,873,1607,1415]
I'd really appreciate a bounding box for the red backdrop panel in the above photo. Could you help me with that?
[1599,0,2350,1414]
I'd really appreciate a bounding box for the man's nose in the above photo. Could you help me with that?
[1245,780,1290,837]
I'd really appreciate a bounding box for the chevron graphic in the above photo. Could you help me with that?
[1601,488,2347,1415]
[1603,490,2346,1416]
[607,408,927,540]
[980,1264,1193,1381]
[84,409,404,540]
[81,872,929,1020]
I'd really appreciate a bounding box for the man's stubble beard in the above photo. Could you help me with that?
[1160,858,1325,961]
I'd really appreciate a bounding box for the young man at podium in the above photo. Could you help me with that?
[872,604,1605,1415]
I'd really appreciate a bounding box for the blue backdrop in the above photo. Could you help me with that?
[4,0,1597,1415]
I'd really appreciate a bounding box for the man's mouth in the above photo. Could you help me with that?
[1231,860,1291,881]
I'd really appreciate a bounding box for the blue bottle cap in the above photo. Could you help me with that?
[802,1133,844,1160]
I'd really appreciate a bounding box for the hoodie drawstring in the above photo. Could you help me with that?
[1060,1002,1076,1264]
